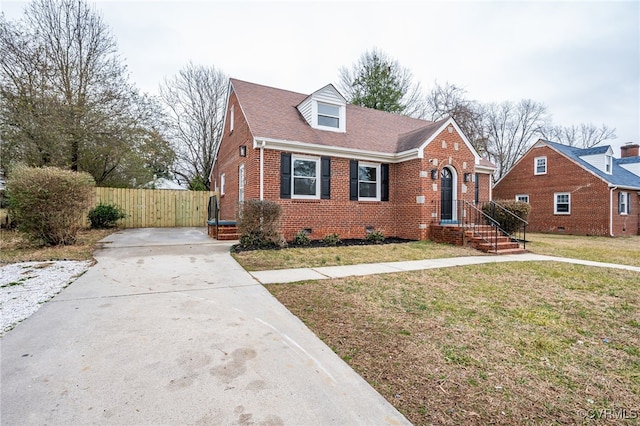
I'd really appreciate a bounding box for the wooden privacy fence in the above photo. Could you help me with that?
[86,187,217,228]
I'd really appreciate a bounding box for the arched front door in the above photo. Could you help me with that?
[440,167,454,221]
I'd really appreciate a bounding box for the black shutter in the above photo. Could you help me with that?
[349,160,358,200]
[381,163,389,201]
[280,153,291,199]
[321,157,331,199]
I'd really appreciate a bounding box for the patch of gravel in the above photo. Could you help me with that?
[1,260,92,336]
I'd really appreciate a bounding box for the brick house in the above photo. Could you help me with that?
[493,140,640,236]
[210,79,495,242]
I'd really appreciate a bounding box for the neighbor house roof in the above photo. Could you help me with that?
[544,140,640,189]
[231,78,449,154]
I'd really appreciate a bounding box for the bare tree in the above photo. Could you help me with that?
[424,81,487,155]
[337,48,424,118]
[483,99,549,179]
[160,62,227,190]
[538,123,616,148]
[0,1,173,186]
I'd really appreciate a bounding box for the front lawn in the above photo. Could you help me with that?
[232,239,481,271]
[526,233,640,267]
[269,262,640,425]
[233,233,640,271]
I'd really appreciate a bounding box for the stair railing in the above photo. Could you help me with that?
[484,201,528,250]
[459,200,503,253]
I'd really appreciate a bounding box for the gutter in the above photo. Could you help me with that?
[609,186,617,237]
[253,137,421,163]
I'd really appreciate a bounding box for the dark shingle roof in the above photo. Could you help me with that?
[543,140,640,189]
[231,78,441,154]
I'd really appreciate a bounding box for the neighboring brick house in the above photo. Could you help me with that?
[210,79,495,241]
[493,140,640,236]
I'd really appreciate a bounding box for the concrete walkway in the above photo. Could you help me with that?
[1,228,410,425]
[250,253,640,284]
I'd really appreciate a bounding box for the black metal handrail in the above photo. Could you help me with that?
[459,200,502,253]
[483,200,528,250]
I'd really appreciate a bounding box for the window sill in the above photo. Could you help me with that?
[291,198,321,203]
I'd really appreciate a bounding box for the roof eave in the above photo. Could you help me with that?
[253,137,423,163]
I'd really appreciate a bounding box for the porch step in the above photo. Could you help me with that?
[216,225,239,241]
[464,230,525,254]
[207,223,240,241]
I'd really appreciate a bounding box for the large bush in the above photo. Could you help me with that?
[6,166,95,245]
[237,199,283,248]
[482,200,531,234]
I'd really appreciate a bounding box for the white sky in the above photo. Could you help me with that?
[2,0,639,155]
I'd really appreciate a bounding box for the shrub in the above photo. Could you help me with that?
[482,200,531,234]
[6,165,95,245]
[88,203,127,229]
[365,229,385,244]
[293,230,311,246]
[237,199,283,248]
[322,233,341,246]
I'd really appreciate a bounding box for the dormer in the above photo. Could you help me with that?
[297,84,346,133]
[579,146,614,175]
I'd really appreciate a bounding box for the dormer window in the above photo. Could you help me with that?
[297,84,347,133]
[605,154,612,174]
[317,103,340,128]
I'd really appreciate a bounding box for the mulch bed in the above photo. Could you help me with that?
[232,237,413,253]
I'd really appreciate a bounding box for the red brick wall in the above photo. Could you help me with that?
[492,144,630,236]
[612,189,639,236]
[213,104,493,241]
[211,91,255,221]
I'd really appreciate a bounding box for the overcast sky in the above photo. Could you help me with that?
[3,0,639,154]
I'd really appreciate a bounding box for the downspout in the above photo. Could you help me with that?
[260,140,265,200]
[609,186,617,237]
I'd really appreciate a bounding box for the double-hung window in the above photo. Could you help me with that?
[605,155,612,174]
[534,156,547,175]
[317,103,340,129]
[292,156,320,199]
[554,192,570,214]
[358,162,380,200]
[619,191,630,215]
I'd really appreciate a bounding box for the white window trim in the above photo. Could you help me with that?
[292,154,321,199]
[605,154,612,174]
[312,100,346,133]
[238,164,245,203]
[534,156,547,175]
[619,191,629,215]
[230,105,234,133]
[516,194,529,203]
[358,162,381,201]
[554,192,570,215]
[220,173,225,196]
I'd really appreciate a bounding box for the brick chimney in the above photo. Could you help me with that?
[620,143,639,158]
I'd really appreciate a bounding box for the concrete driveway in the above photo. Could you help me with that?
[1,228,409,425]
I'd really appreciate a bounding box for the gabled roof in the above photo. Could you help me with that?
[543,140,640,189]
[578,145,611,156]
[229,78,478,157]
